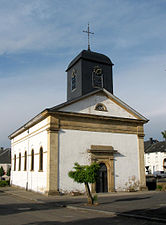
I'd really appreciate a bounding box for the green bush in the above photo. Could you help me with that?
[7,168,11,177]
[0,180,10,187]
[93,194,98,203]
[157,185,162,191]
[0,166,5,177]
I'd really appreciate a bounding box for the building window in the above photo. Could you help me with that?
[18,153,21,171]
[163,158,166,169]
[39,147,43,171]
[31,149,34,171]
[95,103,107,112]
[24,151,27,171]
[71,69,76,91]
[14,154,16,171]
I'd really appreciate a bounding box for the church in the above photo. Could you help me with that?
[9,48,148,195]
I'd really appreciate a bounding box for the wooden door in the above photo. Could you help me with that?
[96,163,108,193]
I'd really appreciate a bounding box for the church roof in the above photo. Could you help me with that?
[66,50,113,71]
[0,148,11,164]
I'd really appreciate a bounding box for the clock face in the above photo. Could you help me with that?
[92,66,103,88]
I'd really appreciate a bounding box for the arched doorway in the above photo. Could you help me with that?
[96,163,108,193]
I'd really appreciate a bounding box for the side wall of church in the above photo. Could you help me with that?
[58,129,139,193]
[10,118,48,193]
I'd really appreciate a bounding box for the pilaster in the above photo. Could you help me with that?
[46,116,59,195]
[137,126,147,190]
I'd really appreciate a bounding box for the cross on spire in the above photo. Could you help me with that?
[83,23,94,51]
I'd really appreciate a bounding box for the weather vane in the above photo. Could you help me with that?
[83,23,94,51]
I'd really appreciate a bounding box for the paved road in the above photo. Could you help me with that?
[0,188,166,225]
[73,191,166,219]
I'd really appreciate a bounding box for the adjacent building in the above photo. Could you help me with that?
[144,138,166,174]
[0,147,11,174]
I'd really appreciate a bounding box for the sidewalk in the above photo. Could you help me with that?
[2,187,166,223]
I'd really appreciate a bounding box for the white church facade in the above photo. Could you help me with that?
[9,50,148,194]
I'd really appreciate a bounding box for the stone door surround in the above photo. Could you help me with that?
[88,145,117,192]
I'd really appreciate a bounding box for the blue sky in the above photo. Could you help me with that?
[0,0,166,147]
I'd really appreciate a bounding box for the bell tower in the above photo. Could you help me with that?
[66,49,114,101]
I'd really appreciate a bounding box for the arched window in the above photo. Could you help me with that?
[24,151,27,171]
[14,154,16,171]
[31,149,34,171]
[18,153,21,171]
[95,103,107,112]
[39,147,43,171]
[71,69,76,91]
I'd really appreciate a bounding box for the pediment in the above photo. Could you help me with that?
[56,89,147,121]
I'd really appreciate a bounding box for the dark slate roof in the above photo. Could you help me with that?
[0,148,11,164]
[145,141,166,153]
[66,50,113,71]
[144,138,158,151]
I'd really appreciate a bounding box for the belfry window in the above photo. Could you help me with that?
[95,103,107,112]
[39,147,43,171]
[31,149,34,171]
[71,69,76,91]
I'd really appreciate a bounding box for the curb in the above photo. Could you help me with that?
[4,191,66,208]
[4,191,44,203]
[66,205,116,216]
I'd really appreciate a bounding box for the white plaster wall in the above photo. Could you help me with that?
[59,129,139,193]
[145,152,166,173]
[59,93,136,119]
[11,118,48,194]
[13,118,48,143]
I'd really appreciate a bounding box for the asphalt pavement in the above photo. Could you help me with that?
[1,187,166,224]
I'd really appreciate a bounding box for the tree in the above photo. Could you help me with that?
[7,168,11,177]
[68,162,100,205]
[161,130,166,141]
[0,166,5,178]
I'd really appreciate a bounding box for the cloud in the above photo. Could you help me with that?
[114,53,166,141]
[115,53,166,110]
[0,0,166,55]
[0,66,67,146]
